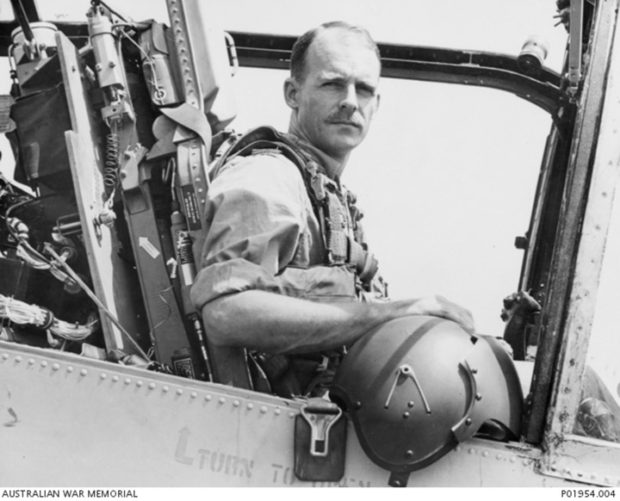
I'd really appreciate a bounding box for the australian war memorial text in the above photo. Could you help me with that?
[1,491,138,499]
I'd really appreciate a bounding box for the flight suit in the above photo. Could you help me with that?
[190,127,386,396]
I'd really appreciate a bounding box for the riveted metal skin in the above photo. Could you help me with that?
[540,438,620,487]
[0,340,580,487]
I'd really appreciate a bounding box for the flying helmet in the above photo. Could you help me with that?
[330,315,523,487]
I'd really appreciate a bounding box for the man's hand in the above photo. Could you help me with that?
[401,295,476,334]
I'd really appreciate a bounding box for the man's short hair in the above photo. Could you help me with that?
[290,21,381,82]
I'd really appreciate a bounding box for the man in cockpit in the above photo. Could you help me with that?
[190,21,474,396]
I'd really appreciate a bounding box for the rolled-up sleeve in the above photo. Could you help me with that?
[190,152,309,310]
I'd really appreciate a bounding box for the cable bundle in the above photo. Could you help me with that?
[0,294,96,342]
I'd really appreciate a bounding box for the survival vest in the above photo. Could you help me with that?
[211,126,383,293]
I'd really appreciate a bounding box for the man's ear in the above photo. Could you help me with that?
[284,77,299,109]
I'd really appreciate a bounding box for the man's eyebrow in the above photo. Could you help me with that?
[357,81,377,92]
[318,73,378,91]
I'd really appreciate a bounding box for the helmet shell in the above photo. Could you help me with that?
[330,315,522,476]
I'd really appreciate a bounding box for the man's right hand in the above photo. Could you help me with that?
[399,295,476,334]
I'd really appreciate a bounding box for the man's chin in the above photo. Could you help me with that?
[323,138,362,159]
[336,132,363,149]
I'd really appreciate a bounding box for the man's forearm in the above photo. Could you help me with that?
[201,290,474,354]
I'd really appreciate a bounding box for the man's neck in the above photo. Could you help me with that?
[288,124,347,179]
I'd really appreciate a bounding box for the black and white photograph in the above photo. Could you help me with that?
[0,0,618,497]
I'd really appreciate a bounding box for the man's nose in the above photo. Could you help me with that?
[339,84,358,112]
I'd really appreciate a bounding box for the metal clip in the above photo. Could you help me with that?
[119,143,148,191]
[309,168,326,201]
[300,401,342,457]
[384,364,432,413]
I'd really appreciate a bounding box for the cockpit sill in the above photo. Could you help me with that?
[0,338,602,487]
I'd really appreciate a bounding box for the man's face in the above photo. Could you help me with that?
[285,28,381,162]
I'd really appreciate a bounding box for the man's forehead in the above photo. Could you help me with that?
[307,27,381,76]
[311,26,377,56]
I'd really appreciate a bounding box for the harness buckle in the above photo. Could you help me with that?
[300,399,342,457]
[294,398,347,482]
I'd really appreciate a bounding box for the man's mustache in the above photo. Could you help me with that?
[326,113,363,128]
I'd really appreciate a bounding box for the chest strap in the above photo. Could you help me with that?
[303,159,378,286]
